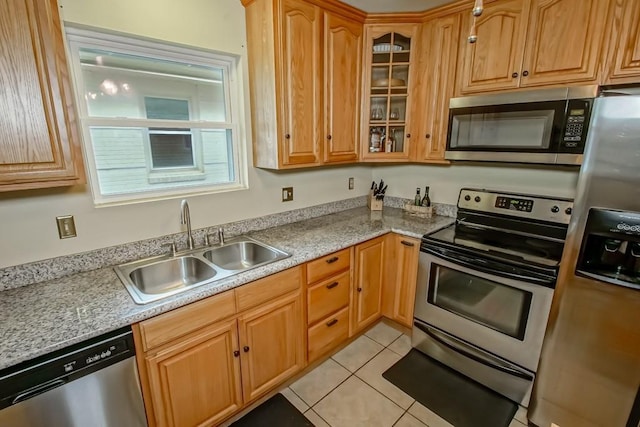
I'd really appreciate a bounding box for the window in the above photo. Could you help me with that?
[66,28,246,205]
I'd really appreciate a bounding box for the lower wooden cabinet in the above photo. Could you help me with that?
[382,234,420,328]
[351,236,385,334]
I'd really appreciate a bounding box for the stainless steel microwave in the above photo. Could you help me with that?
[445,85,598,165]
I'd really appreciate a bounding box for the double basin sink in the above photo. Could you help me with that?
[115,237,290,304]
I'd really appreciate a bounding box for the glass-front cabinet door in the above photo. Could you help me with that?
[361,25,418,160]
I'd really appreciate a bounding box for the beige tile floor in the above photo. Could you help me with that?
[282,322,530,427]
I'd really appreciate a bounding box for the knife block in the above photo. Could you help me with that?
[368,191,383,211]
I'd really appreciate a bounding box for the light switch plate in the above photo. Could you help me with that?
[348,177,354,190]
[282,187,293,202]
[56,215,77,239]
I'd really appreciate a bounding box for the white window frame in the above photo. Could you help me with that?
[65,27,247,206]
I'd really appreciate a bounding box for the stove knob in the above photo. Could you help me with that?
[474,196,481,202]
[551,206,560,213]
[565,207,572,215]
[464,195,471,201]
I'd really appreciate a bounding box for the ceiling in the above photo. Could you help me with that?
[339,0,456,13]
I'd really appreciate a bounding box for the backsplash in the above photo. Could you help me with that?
[0,196,455,291]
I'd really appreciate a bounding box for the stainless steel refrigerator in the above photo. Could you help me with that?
[529,87,640,427]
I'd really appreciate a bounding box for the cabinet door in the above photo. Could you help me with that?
[238,291,304,402]
[351,236,385,334]
[0,0,84,190]
[520,0,609,87]
[145,319,242,427]
[457,0,529,94]
[605,0,640,84]
[413,14,460,163]
[279,0,322,166]
[389,235,420,328]
[324,12,361,163]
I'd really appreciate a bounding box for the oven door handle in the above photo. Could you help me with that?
[421,245,553,286]
[415,322,533,381]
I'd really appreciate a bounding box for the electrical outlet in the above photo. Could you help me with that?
[282,187,294,202]
[56,215,77,239]
[348,177,354,190]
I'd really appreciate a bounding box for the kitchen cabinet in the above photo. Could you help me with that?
[306,248,352,362]
[411,13,460,164]
[458,0,609,94]
[351,236,385,334]
[382,234,420,328]
[133,266,305,427]
[0,0,85,191]
[603,0,640,84]
[360,24,419,161]
[243,0,363,169]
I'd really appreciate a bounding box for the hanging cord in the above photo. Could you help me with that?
[468,0,484,43]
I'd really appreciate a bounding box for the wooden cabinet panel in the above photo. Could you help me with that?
[306,247,351,284]
[235,266,303,312]
[605,0,640,84]
[238,291,304,402]
[389,235,420,327]
[307,270,350,325]
[138,290,236,352]
[351,236,385,334]
[280,0,323,166]
[413,14,460,163]
[0,0,84,190]
[457,0,529,94]
[520,0,609,87]
[308,306,349,362]
[145,319,242,427]
[324,12,361,163]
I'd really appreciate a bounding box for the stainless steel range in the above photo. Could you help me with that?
[412,188,573,406]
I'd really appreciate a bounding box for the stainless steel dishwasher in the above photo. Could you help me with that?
[0,326,147,427]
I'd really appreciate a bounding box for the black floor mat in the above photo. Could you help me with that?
[231,393,313,427]
[383,349,518,427]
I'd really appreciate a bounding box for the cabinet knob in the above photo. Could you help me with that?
[357,287,362,292]
[512,72,519,78]
[285,134,290,139]
[326,281,339,289]
[243,346,250,352]
[425,133,431,139]
[406,134,411,138]
[327,135,332,140]
[522,70,529,77]
[233,350,240,357]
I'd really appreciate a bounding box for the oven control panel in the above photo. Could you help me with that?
[458,189,573,224]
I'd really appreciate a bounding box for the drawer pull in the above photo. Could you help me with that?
[326,318,338,327]
[243,346,250,353]
[326,281,339,289]
[400,240,415,247]
[325,256,339,264]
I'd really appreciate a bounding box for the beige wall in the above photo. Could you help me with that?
[0,0,578,269]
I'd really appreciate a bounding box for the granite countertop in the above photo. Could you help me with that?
[0,207,454,371]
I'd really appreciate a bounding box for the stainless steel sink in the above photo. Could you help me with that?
[115,237,290,304]
[203,239,288,271]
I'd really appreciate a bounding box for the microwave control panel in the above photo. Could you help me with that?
[562,99,591,149]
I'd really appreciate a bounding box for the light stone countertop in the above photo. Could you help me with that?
[0,206,454,371]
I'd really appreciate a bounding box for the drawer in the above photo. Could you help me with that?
[235,266,303,312]
[306,248,351,284]
[308,306,349,363]
[138,290,236,352]
[307,270,350,325]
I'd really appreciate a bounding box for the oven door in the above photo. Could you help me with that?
[414,247,554,373]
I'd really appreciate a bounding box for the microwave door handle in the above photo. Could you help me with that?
[421,246,552,286]
[414,322,533,381]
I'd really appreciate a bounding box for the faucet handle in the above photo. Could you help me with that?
[204,233,216,247]
[218,227,225,246]
[162,241,177,256]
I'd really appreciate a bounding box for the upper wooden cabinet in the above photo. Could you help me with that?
[411,14,461,163]
[0,0,85,191]
[244,0,363,169]
[604,0,640,84]
[458,0,610,94]
[361,24,419,162]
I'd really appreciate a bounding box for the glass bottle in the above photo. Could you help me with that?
[421,186,431,207]
[414,188,421,206]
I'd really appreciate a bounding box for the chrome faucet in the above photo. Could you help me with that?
[180,200,195,250]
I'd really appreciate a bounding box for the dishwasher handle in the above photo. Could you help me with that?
[12,379,67,405]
